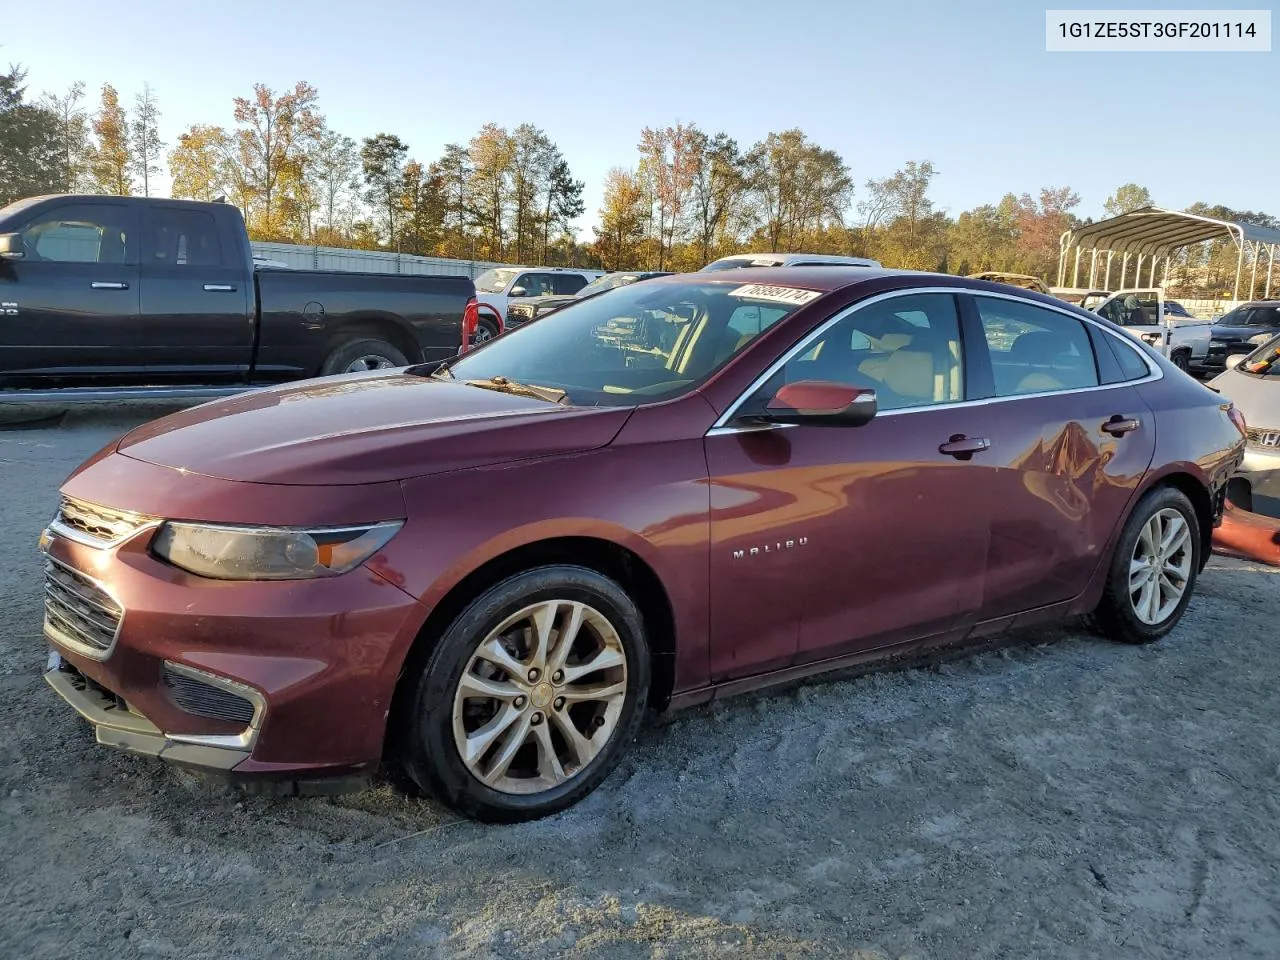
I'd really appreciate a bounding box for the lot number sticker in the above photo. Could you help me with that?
[729,284,822,306]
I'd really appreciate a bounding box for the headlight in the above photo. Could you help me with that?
[151,521,403,580]
[1248,332,1274,344]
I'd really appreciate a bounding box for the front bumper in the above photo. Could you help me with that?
[39,497,428,785]
[1238,443,1280,517]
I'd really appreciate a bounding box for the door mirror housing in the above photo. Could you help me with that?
[509,286,527,298]
[0,233,24,260]
[1225,353,1245,370]
[751,380,878,427]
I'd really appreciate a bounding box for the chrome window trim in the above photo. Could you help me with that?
[42,554,126,661]
[162,660,267,751]
[706,286,1164,436]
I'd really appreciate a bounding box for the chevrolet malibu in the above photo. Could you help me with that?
[40,269,1245,822]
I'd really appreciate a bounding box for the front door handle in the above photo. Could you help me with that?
[1103,415,1141,437]
[939,435,991,460]
[90,281,129,290]
[203,283,236,292]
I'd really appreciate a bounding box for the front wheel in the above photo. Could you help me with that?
[1092,486,1201,644]
[1171,351,1191,373]
[472,316,500,345]
[399,565,650,822]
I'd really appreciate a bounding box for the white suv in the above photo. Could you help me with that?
[472,267,605,339]
[700,252,881,271]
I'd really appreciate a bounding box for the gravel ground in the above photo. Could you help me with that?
[2,403,1279,960]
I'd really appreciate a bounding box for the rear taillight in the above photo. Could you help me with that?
[459,297,479,354]
[1226,403,1247,437]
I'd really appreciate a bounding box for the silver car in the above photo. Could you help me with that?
[1211,333,1280,516]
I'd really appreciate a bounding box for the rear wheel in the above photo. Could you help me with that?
[399,565,650,822]
[1092,486,1200,644]
[320,338,409,376]
[473,316,500,345]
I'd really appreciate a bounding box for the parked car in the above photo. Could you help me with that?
[0,195,476,397]
[967,272,1050,294]
[1209,332,1280,517]
[1199,300,1280,377]
[471,266,605,340]
[505,271,674,328]
[700,252,881,271]
[41,268,1244,822]
[1089,289,1213,374]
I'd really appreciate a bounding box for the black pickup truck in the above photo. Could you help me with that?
[0,195,475,400]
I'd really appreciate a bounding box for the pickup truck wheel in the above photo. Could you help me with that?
[1171,352,1191,373]
[473,317,500,344]
[398,565,650,823]
[321,338,410,376]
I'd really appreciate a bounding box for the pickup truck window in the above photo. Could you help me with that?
[19,204,133,264]
[144,208,225,267]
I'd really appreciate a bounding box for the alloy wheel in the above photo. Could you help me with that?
[343,354,398,372]
[451,600,628,795]
[1128,507,1193,625]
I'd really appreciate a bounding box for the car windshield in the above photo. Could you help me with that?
[445,278,817,406]
[578,273,648,296]
[474,268,521,294]
[1238,334,1280,377]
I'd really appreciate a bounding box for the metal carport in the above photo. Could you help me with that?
[1058,206,1280,302]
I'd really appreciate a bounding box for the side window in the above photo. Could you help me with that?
[20,204,133,264]
[515,273,556,297]
[1105,333,1154,381]
[975,297,1099,396]
[774,293,964,412]
[554,274,588,295]
[144,209,225,267]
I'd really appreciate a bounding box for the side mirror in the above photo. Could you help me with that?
[754,380,878,427]
[509,286,527,298]
[1225,354,1245,370]
[0,233,24,260]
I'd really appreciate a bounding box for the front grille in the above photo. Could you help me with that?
[163,667,256,725]
[1246,427,1280,449]
[54,497,150,546]
[44,558,123,655]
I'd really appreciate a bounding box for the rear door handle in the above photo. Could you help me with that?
[90,281,129,290]
[1103,415,1141,437]
[939,435,990,460]
[203,283,236,292]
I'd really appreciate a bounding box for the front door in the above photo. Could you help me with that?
[0,200,140,379]
[705,291,995,680]
[968,293,1157,618]
[137,203,255,380]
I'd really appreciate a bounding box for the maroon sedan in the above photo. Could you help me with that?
[40,269,1245,822]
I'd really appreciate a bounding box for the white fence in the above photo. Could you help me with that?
[250,241,518,278]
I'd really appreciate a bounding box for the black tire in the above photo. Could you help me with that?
[1092,485,1201,645]
[1171,351,1191,373]
[399,565,650,823]
[320,338,410,376]
[473,316,500,345]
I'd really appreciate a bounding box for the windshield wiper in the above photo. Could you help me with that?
[462,375,568,404]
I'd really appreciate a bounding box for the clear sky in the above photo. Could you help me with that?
[5,0,1275,237]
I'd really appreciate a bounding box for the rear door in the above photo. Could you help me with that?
[137,203,255,380]
[967,293,1156,620]
[0,200,140,378]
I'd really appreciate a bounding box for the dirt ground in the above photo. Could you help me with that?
[2,403,1279,960]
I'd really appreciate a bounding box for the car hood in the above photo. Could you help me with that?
[115,372,633,485]
[1212,324,1268,341]
[1210,368,1280,424]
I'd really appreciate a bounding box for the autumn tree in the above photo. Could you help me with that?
[308,128,360,240]
[88,83,132,195]
[744,129,852,253]
[948,196,1021,275]
[360,132,408,246]
[541,156,584,264]
[1017,186,1081,280]
[232,81,322,235]
[169,124,236,202]
[468,124,514,260]
[40,81,90,193]
[434,144,474,259]
[0,66,64,204]
[1103,183,1153,218]
[687,131,742,267]
[129,83,164,197]
[861,161,948,270]
[594,167,647,269]
[638,122,700,269]
[399,159,446,255]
